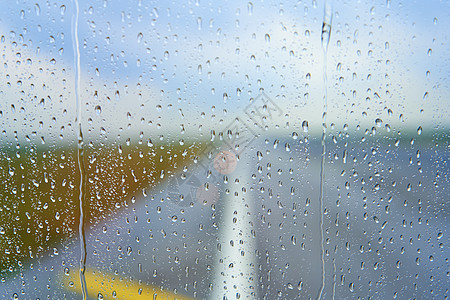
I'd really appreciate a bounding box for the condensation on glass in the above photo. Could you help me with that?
[0,0,448,299]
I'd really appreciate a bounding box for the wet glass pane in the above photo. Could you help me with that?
[1,0,448,299]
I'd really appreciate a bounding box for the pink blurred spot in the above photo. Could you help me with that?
[213,150,237,174]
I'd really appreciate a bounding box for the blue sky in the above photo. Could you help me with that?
[0,0,448,143]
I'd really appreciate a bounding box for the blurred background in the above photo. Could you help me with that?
[0,0,448,299]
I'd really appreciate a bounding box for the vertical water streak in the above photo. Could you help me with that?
[317,1,332,300]
[72,0,88,298]
[331,260,337,300]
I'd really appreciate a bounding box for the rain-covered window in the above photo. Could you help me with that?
[0,0,448,299]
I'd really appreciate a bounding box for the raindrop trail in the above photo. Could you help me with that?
[72,0,88,299]
[317,1,332,300]
[331,259,336,300]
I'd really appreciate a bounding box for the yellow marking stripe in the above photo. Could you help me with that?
[62,269,195,299]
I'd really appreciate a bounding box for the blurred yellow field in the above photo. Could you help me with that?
[0,141,203,273]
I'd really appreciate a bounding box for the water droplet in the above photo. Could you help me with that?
[257,151,263,160]
[152,7,159,18]
[417,126,422,135]
[375,118,383,127]
[302,120,309,132]
[137,32,143,43]
[35,3,40,16]
[247,2,253,15]
[321,2,333,52]
[223,93,228,103]
[95,105,102,115]
[285,143,291,152]
[273,139,279,149]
